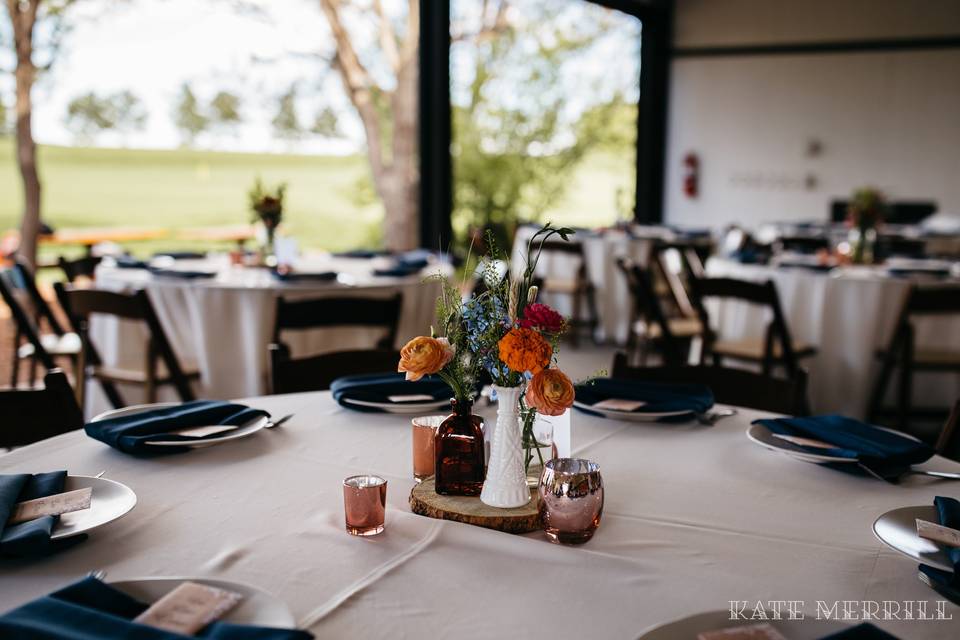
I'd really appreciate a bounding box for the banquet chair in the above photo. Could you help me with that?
[935,400,960,462]
[690,277,816,380]
[272,294,403,350]
[616,258,699,367]
[868,285,960,436]
[0,369,83,449]
[54,284,199,409]
[269,347,401,394]
[0,261,82,387]
[531,241,597,347]
[610,352,810,415]
[57,255,102,283]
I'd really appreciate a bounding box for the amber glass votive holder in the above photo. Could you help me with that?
[538,458,603,545]
[411,415,444,482]
[343,475,387,536]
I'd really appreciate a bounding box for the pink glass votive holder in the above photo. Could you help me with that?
[343,475,387,536]
[538,458,604,545]
[412,415,444,482]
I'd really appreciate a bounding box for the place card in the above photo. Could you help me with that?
[7,487,92,525]
[769,433,836,449]
[592,398,647,412]
[171,425,238,438]
[917,519,960,548]
[133,581,243,635]
[698,623,788,640]
[387,394,437,403]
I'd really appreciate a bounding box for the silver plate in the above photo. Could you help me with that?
[51,476,137,540]
[90,402,269,447]
[572,400,692,422]
[638,610,851,639]
[745,422,921,465]
[109,577,296,628]
[873,505,954,572]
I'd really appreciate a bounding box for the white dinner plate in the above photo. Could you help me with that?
[109,577,297,628]
[341,397,451,414]
[572,400,693,422]
[51,476,137,540]
[638,610,852,639]
[90,402,270,447]
[873,505,954,572]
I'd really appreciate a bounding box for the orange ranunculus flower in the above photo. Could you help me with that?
[398,336,455,381]
[526,368,575,416]
[498,327,552,374]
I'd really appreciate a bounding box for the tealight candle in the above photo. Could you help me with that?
[343,475,387,536]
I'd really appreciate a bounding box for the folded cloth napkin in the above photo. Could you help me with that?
[751,415,935,472]
[918,496,960,599]
[153,251,207,260]
[113,256,149,269]
[85,400,269,455]
[331,373,451,412]
[147,266,217,280]
[573,378,714,416]
[271,270,338,282]
[819,623,900,639]
[0,471,86,558]
[0,576,314,639]
[333,249,391,259]
[372,263,424,277]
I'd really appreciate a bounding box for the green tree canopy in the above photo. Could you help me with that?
[310,106,341,138]
[210,91,242,126]
[272,85,301,140]
[65,90,147,142]
[173,83,209,145]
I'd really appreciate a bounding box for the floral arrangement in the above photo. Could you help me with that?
[399,223,578,472]
[249,178,286,232]
[847,187,886,231]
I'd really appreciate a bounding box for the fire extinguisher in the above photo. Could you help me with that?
[683,153,699,198]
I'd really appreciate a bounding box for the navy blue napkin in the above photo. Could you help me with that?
[819,623,900,639]
[333,249,390,259]
[147,266,217,280]
[0,471,86,558]
[85,400,269,455]
[373,264,423,277]
[0,576,314,639]
[271,270,338,283]
[573,378,714,417]
[751,415,935,471]
[113,256,149,269]
[154,251,207,260]
[331,373,451,413]
[918,496,960,598]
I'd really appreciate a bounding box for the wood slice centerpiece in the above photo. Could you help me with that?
[409,476,541,534]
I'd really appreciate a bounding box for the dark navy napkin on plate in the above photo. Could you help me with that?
[331,373,451,413]
[147,266,217,280]
[751,415,935,470]
[573,378,714,417]
[113,256,149,270]
[0,471,86,558]
[0,576,313,639]
[271,270,338,282]
[333,249,391,259]
[85,400,269,455]
[819,623,900,639]
[372,264,423,277]
[918,496,960,600]
[153,251,207,260]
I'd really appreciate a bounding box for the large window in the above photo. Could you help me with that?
[448,0,641,249]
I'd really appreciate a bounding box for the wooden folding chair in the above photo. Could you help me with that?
[0,369,84,449]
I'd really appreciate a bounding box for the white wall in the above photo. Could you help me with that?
[664,0,960,230]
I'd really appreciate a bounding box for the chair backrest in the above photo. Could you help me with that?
[273,294,403,349]
[610,352,810,415]
[269,346,401,394]
[935,399,960,463]
[616,258,686,366]
[0,267,56,369]
[58,255,102,283]
[56,284,195,402]
[12,260,67,334]
[903,285,960,316]
[0,369,83,448]
[690,276,800,376]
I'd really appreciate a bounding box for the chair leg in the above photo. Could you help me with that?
[897,331,914,432]
[28,355,38,387]
[570,290,582,348]
[146,341,158,404]
[585,284,599,344]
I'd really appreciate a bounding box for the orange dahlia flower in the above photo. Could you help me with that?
[498,327,552,374]
[526,368,575,416]
[398,336,454,381]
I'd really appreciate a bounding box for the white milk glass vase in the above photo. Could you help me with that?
[480,385,531,508]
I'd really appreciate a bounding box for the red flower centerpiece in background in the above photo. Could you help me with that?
[518,303,565,334]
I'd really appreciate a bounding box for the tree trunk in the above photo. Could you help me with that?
[8,0,41,269]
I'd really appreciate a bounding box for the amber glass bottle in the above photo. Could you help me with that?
[434,399,485,496]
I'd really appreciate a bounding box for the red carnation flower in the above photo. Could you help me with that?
[518,303,565,333]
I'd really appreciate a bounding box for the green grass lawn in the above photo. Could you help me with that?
[0,138,630,259]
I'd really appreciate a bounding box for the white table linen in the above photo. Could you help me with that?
[705,258,960,417]
[1,392,958,638]
[87,255,445,416]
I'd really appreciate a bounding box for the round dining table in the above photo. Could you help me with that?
[705,258,960,418]
[86,254,446,417]
[1,392,958,638]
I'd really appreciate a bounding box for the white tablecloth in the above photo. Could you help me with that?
[1,393,958,638]
[87,255,445,416]
[705,258,960,417]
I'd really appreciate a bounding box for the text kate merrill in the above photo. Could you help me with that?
[729,600,952,621]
